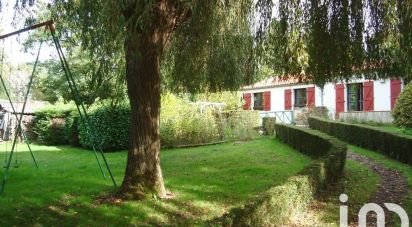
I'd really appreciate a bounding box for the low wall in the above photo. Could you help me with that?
[339,111,393,123]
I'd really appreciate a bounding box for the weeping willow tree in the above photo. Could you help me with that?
[265,0,412,86]
[39,0,273,199]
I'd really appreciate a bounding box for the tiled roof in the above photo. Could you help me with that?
[0,100,48,114]
[242,77,306,90]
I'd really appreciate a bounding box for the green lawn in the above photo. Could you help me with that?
[315,160,379,226]
[0,137,311,226]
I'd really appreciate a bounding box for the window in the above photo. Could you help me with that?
[347,83,363,111]
[294,88,307,108]
[253,93,264,110]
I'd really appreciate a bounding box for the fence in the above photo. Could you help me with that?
[259,111,294,124]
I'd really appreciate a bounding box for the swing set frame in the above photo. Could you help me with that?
[0,20,117,195]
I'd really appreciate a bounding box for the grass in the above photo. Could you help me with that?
[350,145,412,225]
[343,120,412,137]
[311,160,379,226]
[0,137,311,226]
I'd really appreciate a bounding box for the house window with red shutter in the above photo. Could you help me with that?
[243,93,251,110]
[347,83,363,111]
[253,93,264,110]
[306,87,315,107]
[285,89,292,110]
[263,91,271,111]
[294,88,307,108]
[390,79,402,110]
[363,81,374,111]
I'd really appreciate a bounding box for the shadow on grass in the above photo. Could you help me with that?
[0,138,312,226]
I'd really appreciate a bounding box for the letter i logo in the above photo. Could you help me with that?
[340,194,348,227]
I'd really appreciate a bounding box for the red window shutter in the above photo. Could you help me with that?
[306,87,315,107]
[243,93,251,110]
[390,79,402,110]
[263,91,271,111]
[284,89,292,110]
[335,84,345,117]
[363,81,374,111]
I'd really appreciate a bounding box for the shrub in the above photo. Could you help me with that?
[78,104,130,151]
[262,117,276,135]
[309,116,412,164]
[215,175,315,226]
[32,103,77,145]
[219,110,260,141]
[393,82,412,128]
[77,94,260,151]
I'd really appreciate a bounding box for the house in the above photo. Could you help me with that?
[241,77,404,123]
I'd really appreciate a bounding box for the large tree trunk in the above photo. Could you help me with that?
[119,1,188,199]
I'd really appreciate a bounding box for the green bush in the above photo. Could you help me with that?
[275,123,346,183]
[78,104,130,151]
[262,117,276,135]
[309,116,412,164]
[215,175,315,226]
[32,103,77,145]
[393,83,412,128]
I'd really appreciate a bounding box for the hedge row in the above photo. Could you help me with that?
[274,124,347,184]
[212,124,347,226]
[308,116,412,164]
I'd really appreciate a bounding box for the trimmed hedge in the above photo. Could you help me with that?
[212,124,347,226]
[274,124,347,184]
[309,116,412,164]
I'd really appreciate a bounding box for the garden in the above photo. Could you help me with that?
[1,0,412,226]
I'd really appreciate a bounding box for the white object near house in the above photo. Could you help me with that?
[241,77,404,123]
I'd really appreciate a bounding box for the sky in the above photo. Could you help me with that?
[0,0,55,66]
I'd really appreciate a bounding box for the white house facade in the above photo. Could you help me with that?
[242,77,404,123]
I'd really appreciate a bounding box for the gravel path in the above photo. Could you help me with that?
[347,151,408,226]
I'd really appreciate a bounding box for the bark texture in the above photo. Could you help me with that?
[120,1,189,199]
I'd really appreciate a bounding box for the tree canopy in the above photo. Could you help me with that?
[262,0,412,86]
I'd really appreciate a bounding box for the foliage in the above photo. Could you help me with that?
[78,103,130,151]
[393,83,412,128]
[0,138,311,226]
[262,117,276,135]
[77,94,260,151]
[32,102,77,145]
[216,175,315,226]
[309,116,412,164]
[30,44,127,105]
[275,123,347,183]
[45,0,267,95]
[192,91,244,111]
[262,0,412,85]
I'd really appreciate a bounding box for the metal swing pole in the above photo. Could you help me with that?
[0,43,39,169]
[0,41,42,194]
[48,24,117,187]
